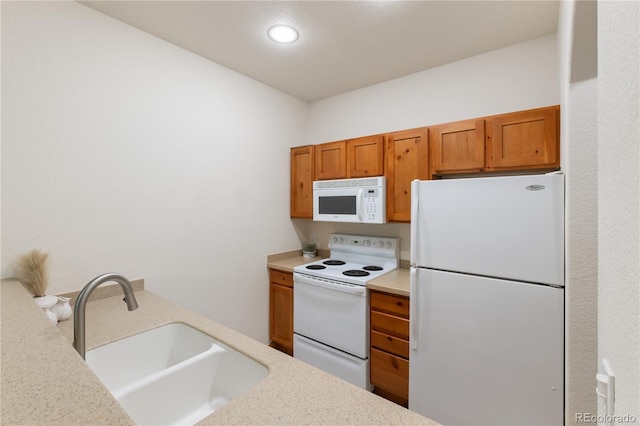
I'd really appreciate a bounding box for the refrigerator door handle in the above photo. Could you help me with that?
[410,180,419,266]
[410,267,418,350]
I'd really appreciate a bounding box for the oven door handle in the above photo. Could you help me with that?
[294,274,367,296]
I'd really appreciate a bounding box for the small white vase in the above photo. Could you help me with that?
[51,296,72,321]
[34,295,59,325]
[302,250,317,258]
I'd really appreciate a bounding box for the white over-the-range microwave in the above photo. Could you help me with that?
[313,176,386,224]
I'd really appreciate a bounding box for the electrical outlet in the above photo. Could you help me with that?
[596,359,615,420]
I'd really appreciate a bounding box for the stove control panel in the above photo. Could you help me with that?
[328,233,398,255]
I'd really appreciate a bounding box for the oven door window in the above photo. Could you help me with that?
[318,195,357,215]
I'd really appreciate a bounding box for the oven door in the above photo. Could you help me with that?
[293,273,368,358]
[313,188,363,223]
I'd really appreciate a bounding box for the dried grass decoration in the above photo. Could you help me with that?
[16,249,50,297]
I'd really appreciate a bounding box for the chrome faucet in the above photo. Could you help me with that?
[73,273,139,359]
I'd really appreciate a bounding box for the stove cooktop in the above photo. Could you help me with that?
[293,233,400,285]
[294,259,393,285]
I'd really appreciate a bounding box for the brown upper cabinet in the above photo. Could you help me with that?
[292,105,559,219]
[430,105,560,176]
[486,106,560,171]
[315,135,385,180]
[291,135,385,218]
[430,119,486,175]
[290,145,314,218]
[385,128,429,223]
[348,134,385,178]
[315,141,347,180]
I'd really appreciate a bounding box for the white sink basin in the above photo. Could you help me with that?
[86,323,268,426]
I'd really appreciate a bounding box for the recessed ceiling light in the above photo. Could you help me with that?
[267,25,299,44]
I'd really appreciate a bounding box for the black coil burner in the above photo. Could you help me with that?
[306,264,326,270]
[363,265,383,271]
[323,260,346,266]
[343,270,370,277]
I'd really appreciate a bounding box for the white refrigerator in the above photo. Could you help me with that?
[409,173,564,426]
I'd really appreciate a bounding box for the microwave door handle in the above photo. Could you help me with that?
[358,189,364,221]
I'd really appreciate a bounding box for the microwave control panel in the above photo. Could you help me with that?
[364,189,381,222]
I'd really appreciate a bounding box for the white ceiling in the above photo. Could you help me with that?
[80,1,560,102]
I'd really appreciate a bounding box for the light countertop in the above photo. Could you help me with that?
[367,268,411,297]
[1,279,133,425]
[1,278,434,425]
[266,249,329,273]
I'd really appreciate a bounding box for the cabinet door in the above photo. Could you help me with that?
[430,119,485,174]
[487,106,559,171]
[290,146,314,218]
[385,128,429,222]
[348,134,384,177]
[269,282,293,355]
[315,141,347,180]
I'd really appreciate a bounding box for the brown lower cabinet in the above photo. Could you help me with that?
[269,269,293,356]
[369,290,410,407]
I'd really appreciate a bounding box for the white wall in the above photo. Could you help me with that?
[564,76,599,424]
[308,34,559,145]
[558,1,599,423]
[305,34,560,258]
[597,0,640,420]
[1,1,307,343]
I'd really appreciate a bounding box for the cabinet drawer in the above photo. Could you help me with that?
[370,348,409,399]
[371,311,409,340]
[370,291,409,318]
[371,330,409,359]
[269,269,293,288]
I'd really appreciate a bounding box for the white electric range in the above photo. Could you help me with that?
[292,233,399,389]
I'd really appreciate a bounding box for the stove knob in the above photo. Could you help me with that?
[332,236,338,244]
[339,237,344,244]
[385,241,392,248]
[378,240,385,248]
[364,239,371,247]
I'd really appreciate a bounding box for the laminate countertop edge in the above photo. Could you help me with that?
[1,278,434,425]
